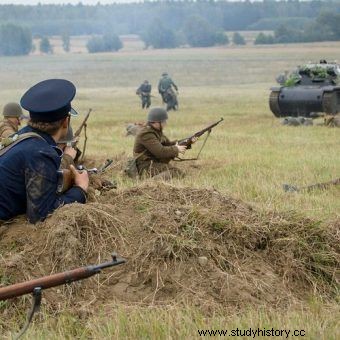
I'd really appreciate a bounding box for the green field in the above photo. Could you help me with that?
[0,41,339,339]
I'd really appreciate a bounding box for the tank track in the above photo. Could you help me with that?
[269,91,281,117]
[322,91,339,115]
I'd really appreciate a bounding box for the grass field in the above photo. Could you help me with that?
[0,41,339,339]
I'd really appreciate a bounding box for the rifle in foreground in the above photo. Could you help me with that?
[58,158,113,193]
[176,118,223,161]
[0,253,126,339]
[283,177,340,192]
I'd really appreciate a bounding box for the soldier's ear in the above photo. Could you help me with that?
[61,116,70,129]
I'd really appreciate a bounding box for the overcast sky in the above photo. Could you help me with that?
[0,0,138,4]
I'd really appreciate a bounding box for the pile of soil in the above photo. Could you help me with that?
[0,180,339,318]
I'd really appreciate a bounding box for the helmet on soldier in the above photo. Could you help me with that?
[162,72,168,77]
[147,107,168,122]
[2,102,23,118]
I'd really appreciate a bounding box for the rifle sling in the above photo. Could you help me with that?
[0,132,45,157]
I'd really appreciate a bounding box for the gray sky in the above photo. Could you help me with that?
[0,0,137,4]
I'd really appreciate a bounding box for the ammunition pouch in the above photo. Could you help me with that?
[124,151,146,178]
[124,157,139,178]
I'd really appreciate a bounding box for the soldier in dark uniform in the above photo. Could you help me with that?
[133,107,186,180]
[0,102,25,139]
[157,73,179,111]
[0,79,89,223]
[136,80,152,109]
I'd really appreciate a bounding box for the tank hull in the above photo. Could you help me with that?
[269,86,340,118]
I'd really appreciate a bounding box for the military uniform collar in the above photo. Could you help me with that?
[18,125,57,146]
[147,123,163,135]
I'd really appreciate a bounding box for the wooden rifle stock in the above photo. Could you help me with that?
[58,168,74,193]
[0,253,126,301]
[57,159,114,193]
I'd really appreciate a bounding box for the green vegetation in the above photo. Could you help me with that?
[0,41,339,338]
[86,33,122,53]
[39,36,53,54]
[254,32,274,45]
[142,20,179,49]
[0,23,32,56]
[255,12,340,45]
[3,303,339,339]
[0,2,339,45]
[184,16,228,47]
[232,32,246,45]
[61,31,70,53]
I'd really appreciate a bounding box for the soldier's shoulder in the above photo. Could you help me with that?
[0,119,9,126]
[139,125,152,134]
[138,125,157,138]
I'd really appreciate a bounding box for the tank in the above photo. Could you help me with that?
[269,60,340,118]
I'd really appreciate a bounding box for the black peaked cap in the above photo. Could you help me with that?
[20,79,76,122]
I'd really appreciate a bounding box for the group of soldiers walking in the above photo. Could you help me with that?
[0,77,189,224]
[136,73,179,111]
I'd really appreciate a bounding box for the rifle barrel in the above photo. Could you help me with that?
[0,254,126,301]
[178,117,223,145]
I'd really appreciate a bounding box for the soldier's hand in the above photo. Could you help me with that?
[176,143,187,154]
[70,165,89,192]
[64,146,77,160]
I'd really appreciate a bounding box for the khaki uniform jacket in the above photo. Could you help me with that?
[0,119,18,139]
[133,125,178,169]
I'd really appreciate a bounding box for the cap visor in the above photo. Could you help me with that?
[70,108,78,116]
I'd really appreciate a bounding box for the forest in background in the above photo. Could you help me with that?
[0,0,339,35]
[0,1,340,55]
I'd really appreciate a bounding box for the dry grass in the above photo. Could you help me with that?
[0,40,339,338]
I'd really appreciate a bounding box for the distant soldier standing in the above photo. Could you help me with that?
[133,107,186,180]
[0,102,25,138]
[136,80,152,109]
[158,73,179,111]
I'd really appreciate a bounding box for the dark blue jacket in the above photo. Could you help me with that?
[0,126,86,223]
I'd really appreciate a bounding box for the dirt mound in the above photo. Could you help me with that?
[0,183,339,316]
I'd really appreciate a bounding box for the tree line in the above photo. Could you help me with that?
[0,1,338,36]
[0,1,339,55]
[254,11,340,45]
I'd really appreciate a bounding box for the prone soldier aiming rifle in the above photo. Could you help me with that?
[0,253,126,339]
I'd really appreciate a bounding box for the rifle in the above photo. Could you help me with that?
[57,159,113,194]
[73,108,92,162]
[176,118,224,161]
[283,177,340,192]
[0,253,126,339]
